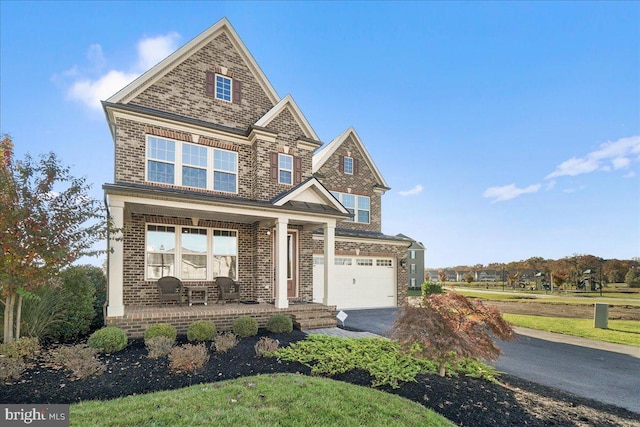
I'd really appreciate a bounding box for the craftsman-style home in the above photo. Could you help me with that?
[103,18,414,336]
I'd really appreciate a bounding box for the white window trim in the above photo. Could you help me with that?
[146,135,238,194]
[215,73,232,102]
[145,223,238,282]
[331,191,370,224]
[278,153,293,185]
[344,156,354,175]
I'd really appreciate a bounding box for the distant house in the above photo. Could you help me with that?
[397,234,425,289]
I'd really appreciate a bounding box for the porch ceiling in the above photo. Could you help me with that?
[127,202,266,224]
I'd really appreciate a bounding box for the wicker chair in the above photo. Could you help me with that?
[157,276,183,305]
[216,277,240,304]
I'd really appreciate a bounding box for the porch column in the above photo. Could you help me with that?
[107,198,125,317]
[323,221,336,306]
[274,217,289,309]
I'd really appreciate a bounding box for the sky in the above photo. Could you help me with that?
[1,1,639,268]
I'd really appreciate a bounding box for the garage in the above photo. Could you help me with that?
[313,256,396,309]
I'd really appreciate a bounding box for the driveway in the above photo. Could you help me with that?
[342,308,640,414]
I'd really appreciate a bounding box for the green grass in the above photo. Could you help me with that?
[71,374,454,427]
[503,314,640,347]
[450,288,640,306]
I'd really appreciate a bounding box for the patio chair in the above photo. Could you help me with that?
[157,276,183,305]
[216,277,240,304]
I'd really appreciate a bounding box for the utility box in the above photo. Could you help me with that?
[594,303,609,329]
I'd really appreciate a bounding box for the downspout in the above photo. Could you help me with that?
[103,192,110,326]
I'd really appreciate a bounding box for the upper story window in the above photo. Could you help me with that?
[343,156,354,174]
[410,250,416,259]
[278,154,293,185]
[215,74,232,102]
[331,191,370,224]
[146,135,237,194]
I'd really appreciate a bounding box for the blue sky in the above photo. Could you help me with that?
[2,1,638,268]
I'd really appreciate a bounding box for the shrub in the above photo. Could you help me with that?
[0,337,40,360]
[17,284,66,341]
[81,265,107,332]
[144,324,177,345]
[87,327,128,353]
[0,358,25,382]
[232,316,258,338]
[266,314,293,334]
[50,266,97,342]
[145,336,174,359]
[254,337,279,357]
[169,343,209,374]
[187,321,216,342]
[55,344,105,379]
[421,281,443,298]
[214,332,238,353]
[625,269,640,288]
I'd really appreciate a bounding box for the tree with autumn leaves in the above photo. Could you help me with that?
[392,292,515,377]
[1,135,106,343]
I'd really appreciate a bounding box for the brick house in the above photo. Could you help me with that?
[103,18,413,336]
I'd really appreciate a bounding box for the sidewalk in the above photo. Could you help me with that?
[513,326,640,359]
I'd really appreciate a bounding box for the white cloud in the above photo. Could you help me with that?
[545,135,640,179]
[483,183,541,203]
[399,184,423,196]
[545,180,556,191]
[623,170,636,178]
[62,32,181,111]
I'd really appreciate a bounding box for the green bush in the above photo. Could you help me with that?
[18,285,66,340]
[232,316,258,338]
[187,321,216,342]
[266,314,293,334]
[50,266,97,342]
[421,281,443,297]
[625,269,640,288]
[87,327,128,353]
[82,265,107,332]
[144,324,177,345]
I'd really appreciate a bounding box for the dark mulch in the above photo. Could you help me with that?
[1,330,638,426]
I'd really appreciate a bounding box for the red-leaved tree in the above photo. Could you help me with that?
[1,134,106,343]
[392,292,515,376]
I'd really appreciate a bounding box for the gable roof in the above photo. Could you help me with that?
[271,177,350,216]
[312,126,389,189]
[107,17,280,105]
[254,94,320,141]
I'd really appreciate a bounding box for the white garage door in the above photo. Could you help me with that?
[313,256,396,309]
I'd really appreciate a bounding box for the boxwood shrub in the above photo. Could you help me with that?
[266,314,293,333]
[144,324,177,345]
[232,316,258,338]
[187,320,216,342]
[87,327,128,353]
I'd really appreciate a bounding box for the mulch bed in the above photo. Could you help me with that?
[1,330,638,426]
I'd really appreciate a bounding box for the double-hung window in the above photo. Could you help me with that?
[278,154,293,185]
[331,191,370,224]
[146,136,237,194]
[147,137,175,184]
[343,156,354,174]
[215,74,232,102]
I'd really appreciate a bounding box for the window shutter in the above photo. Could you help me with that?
[338,155,344,173]
[294,156,302,184]
[232,80,242,103]
[205,72,215,97]
[353,158,360,175]
[270,152,278,180]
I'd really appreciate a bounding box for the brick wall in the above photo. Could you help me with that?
[315,134,383,233]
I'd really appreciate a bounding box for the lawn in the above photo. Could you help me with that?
[503,314,640,347]
[71,374,454,427]
[451,288,640,306]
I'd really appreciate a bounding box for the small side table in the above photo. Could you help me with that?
[185,286,208,306]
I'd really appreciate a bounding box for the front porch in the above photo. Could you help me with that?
[106,302,338,338]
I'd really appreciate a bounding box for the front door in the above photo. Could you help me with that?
[286,233,297,298]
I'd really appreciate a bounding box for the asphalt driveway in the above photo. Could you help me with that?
[342,307,640,414]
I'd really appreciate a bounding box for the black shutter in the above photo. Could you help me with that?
[233,80,242,103]
[294,156,302,184]
[205,71,215,97]
[353,158,360,175]
[270,152,278,180]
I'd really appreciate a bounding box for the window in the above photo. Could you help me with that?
[146,225,237,281]
[278,154,293,185]
[147,137,175,184]
[335,258,352,266]
[182,143,207,189]
[410,278,416,288]
[410,264,416,274]
[146,136,237,194]
[313,256,324,266]
[410,250,416,259]
[376,259,393,267]
[343,156,353,174]
[213,149,237,193]
[356,259,373,266]
[331,191,371,224]
[215,74,232,102]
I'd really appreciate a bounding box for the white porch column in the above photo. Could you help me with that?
[107,198,125,317]
[274,217,289,309]
[323,221,336,306]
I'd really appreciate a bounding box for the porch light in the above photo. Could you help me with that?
[400,258,407,268]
